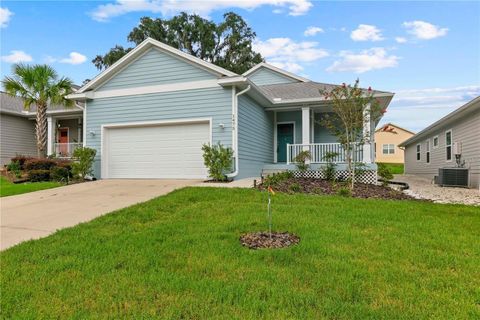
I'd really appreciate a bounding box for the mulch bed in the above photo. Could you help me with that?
[258,177,419,201]
[240,232,300,249]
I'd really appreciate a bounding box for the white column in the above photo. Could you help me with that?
[302,107,310,145]
[47,116,54,156]
[273,111,277,163]
[363,103,372,163]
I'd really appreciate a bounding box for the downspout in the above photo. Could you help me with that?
[226,84,251,179]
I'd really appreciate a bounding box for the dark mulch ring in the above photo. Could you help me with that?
[259,177,420,201]
[240,232,300,249]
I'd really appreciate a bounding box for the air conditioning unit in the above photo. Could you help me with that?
[437,168,469,187]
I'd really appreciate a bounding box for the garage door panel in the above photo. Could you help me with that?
[105,122,209,179]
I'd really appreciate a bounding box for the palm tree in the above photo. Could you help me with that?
[3,64,74,158]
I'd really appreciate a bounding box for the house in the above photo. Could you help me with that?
[66,38,394,180]
[399,96,480,188]
[374,123,414,164]
[0,91,83,165]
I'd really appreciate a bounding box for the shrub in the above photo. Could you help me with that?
[11,155,34,170]
[201,143,233,181]
[321,152,339,181]
[293,150,311,173]
[312,187,323,195]
[56,160,73,177]
[263,171,293,187]
[28,170,50,182]
[50,167,69,182]
[6,161,22,178]
[24,159,57,171]
[72,147,97,179]
[377,163,393,185]
[337,187,351,197]
[289,182,302,193]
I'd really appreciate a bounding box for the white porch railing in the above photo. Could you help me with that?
[54,143,82,158]
[287,143,363,164]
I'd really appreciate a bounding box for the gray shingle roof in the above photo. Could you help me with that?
[0,92,83,115]
[257,82,393,102]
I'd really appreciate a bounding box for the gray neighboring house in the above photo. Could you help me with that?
[0,92,83,165]
[67,37,394,181]
[399,96,480,189]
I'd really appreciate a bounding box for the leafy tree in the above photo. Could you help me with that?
[93,12,263,74]
[319,80,384,190]
[71,147,97,179]
[3,64,74,158]
[201,142,233,181]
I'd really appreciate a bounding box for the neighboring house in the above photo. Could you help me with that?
[0,91,83,165]
[399,96,480,189]
[375,123,414,163]
[67,38,394,180]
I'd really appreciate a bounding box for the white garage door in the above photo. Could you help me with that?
[104,121,209,179]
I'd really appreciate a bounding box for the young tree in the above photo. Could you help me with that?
[320,80,384,190]
[3,64,74,158]
[93,12,263,74]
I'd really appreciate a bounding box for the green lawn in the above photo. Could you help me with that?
[1,188,479,319]
[0,176,62,197]
[378,162,404,174]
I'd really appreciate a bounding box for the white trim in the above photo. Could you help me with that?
[243,62,310,82]
[77,38,236,94]
[273,111,277,163]
[445,129,453,162]
[301,107,310,145]
[432,135,439,149]
[276,121,295,163]
[425,139,430,164]
[101,117,212,179]
[47,116,54,156]
[83,101,87,147]
[416,143,421,162]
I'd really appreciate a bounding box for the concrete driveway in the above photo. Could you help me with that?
[0,179,199,250]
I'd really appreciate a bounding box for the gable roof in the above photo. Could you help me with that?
[375,123,415,135]
[77,38,237,93]
[399,96,480,147]
[243,62,310,83]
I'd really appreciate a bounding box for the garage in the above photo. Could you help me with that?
[102,120,210,179]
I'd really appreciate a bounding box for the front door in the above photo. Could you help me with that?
[277,123,294,162]
[58,128,69,155]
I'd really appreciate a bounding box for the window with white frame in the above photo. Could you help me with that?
[445,130,452,161]
[416,144,421,161]
[426,140,430,163]
[382,144,395,154]
[433,136,439,149]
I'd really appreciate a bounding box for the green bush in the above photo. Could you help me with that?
[72,147,97,179]
[263,171,293,187]
[337,187,351,197]
[289,182,302,193]
[321,152,339,181]
[293,150,311,173]
[28,170,50,182]
[50,166,69,182]
[377,163,393,185]
[24,159,57,171]
[6,161,22,178]
[201,143,233,181]
[11,155,34,170]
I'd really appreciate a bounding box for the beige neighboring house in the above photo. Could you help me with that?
[399,96,480,189]
[375,123,414,163]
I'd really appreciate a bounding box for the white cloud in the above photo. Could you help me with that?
[253,37,329,72]
[395,37,407,43]
[304,26,324,36]
[350,24,384,42]
[327,48,399,73]
[1,50,33,63]
[380,85,480,131]
[403,20,448,40]
[90,0,312,21]
[0,7,13,28]
[59,52,87,65]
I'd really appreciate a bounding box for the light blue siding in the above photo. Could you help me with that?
[86,87,232,177]
[97,48,216,91]
[314,112,337,143]
[248,67,298,86]
[276,111,302,144]
[237,95,273,179]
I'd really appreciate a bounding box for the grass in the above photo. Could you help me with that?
[0,176,62,197]
[378,162,404,174]
[1,187,479,319]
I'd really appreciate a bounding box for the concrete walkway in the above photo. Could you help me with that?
[0,179,198,250]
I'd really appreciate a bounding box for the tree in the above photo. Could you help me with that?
[93,12,263,74]
[3,64,74,158]
[319,80,384,190]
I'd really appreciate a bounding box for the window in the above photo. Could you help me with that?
[382,144,395,154]
[416,144,421,161]
[426,140,430,164]
[445,130,452,161]
[433,136,439,149]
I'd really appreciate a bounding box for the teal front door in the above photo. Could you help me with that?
[277,123,294,162]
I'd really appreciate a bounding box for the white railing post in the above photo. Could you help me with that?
[287,144,291,164]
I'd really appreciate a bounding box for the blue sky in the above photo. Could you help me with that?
[1,0,479,131]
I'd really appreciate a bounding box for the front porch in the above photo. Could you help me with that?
[47,115,83,158]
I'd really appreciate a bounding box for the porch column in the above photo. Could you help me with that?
[362,103,372,163]
[302,107,310,145]
[47,116,55,156]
